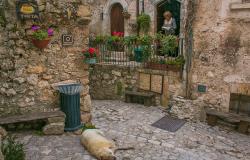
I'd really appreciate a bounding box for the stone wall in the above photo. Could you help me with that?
[0,0,93,123]
[190,0,250,112]
[89,64,138,100]
[89,64,183,106]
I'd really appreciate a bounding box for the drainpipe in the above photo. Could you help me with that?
[141,0,145,13]
[136,0,140,35]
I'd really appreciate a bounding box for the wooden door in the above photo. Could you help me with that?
[110,3,124,34]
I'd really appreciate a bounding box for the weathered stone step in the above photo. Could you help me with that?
[125,90,156,106]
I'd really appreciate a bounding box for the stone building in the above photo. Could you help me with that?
[0,0,250,123]
[0,0,93,123]
[88,0,250,118]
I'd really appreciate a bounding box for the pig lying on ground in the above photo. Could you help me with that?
[80,129,134,160]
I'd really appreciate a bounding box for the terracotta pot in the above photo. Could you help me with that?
[32,38,51,49]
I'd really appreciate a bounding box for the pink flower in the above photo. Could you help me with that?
[31,25,40,31]
[47,28,54,36]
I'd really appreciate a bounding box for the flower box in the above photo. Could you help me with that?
[145,62,182,72]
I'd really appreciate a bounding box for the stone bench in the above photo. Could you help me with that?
[125,91,155,106]
[205,109,250,134]
[0,111,66,135]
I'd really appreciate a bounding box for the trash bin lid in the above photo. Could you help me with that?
[53,82,83,95]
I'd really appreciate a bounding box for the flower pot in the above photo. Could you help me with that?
[32,38,51,49]
[84,58,97,64]
[134,47,143,62]
[145,63,182,72]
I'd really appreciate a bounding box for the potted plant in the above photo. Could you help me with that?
[137,13,151,34]
[31,25,54,49]
[160,35,178,57]
[146,56,185,72]
[107,32,124,51]
[134,35,152,62]
[83,47,98,64]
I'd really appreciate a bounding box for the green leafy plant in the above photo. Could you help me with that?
[1,135,25,160]
[31,25,54,40]
[137,35,153,45]
[32,30,48,40]
[137,13,151,34]
[160,35,178,55]
[166,56,185,66]
[94,35,106,45]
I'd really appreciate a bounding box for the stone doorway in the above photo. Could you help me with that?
[229,93,250,116]
[156,0,181,35]
[110,3,124,35]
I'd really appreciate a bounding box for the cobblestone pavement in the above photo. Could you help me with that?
[18,100,250,160]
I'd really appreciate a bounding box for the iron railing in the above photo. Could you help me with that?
[89,38,184,68]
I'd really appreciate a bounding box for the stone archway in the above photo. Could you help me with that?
[102,0,128,35]
[110,3,124,34]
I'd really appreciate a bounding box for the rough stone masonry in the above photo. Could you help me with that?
[0,0,94,123]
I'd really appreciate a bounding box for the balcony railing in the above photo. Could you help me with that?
[89,35,184,69]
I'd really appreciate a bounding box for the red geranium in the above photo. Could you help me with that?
[83,47,98,58]
[112,32,124,37]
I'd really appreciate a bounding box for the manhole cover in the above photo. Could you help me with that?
[152,116,186,132]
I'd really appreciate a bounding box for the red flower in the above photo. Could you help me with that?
[89,48,96,54]
[112,32,124,37]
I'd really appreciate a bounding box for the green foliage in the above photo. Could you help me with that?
[32,30,49,40]
[94,35,106,45]
[137,13,151,34]
[82,124,96,131]
[148,56,185,66]
[1,135,25,160]
[141,45,152,61]
[124,35,137,45]
[160,35,178,55]
[116,81,124,96]
[165,56,185,66]
[137,35,153,45]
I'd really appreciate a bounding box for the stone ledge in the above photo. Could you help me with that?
[230,3,250,10]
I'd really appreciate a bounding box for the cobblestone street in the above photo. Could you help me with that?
[19,100,250,160]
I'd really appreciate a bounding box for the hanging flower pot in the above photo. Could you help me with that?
[82,47,98,64]
[31,38,51,49]
[84,58,97,64]
[30,25,54,49]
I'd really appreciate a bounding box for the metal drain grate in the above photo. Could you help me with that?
[152,116,186,132]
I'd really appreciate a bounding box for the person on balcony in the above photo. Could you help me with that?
[162,11,177,35]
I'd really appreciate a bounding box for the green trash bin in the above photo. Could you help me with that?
[57,83,83,131]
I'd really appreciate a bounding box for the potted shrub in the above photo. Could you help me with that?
[107,32,124,51]
[135,13,152,63]
[160,35,178,57]
[83,47,98,64]
[31,25,54,49]
[134,35,152,62]
[137,13,151,34]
